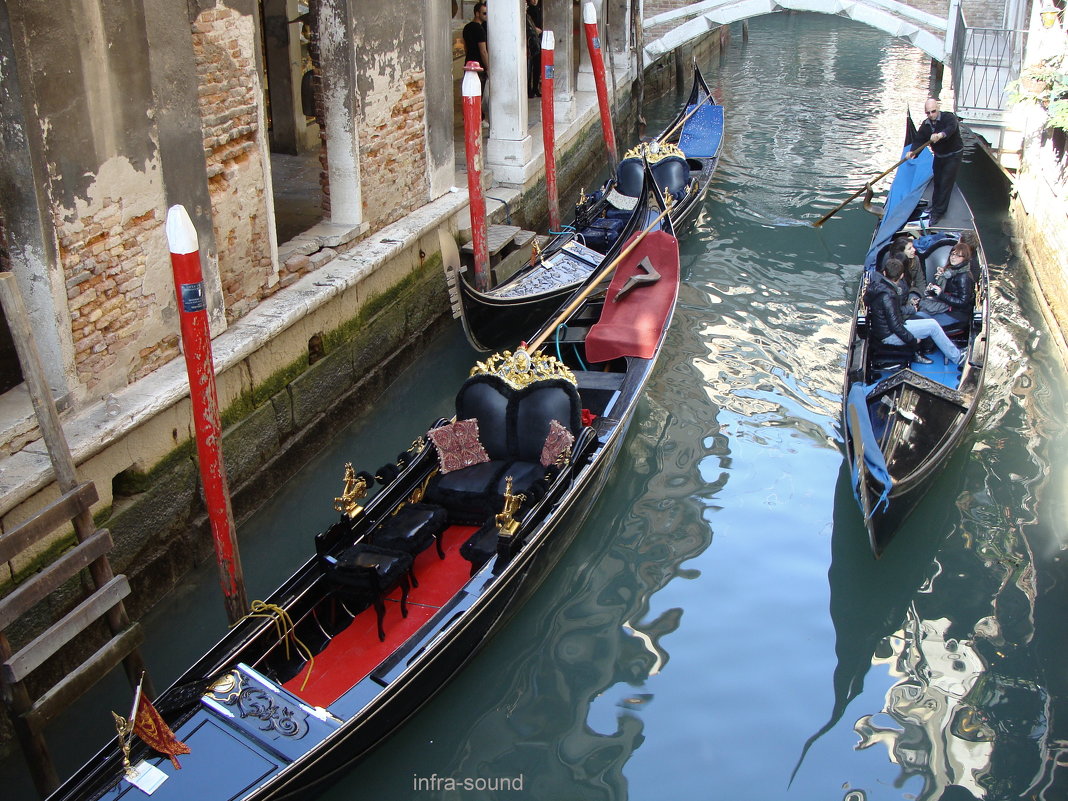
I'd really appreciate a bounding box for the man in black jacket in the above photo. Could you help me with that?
[866,257,964,366]
[907,98,964,225]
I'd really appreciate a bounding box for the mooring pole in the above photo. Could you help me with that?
[540,31,560,231]
[461,63,491,291]
[166,205,248,624]
[583,2,618,168]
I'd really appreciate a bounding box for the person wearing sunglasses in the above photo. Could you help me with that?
[906,98,964,226]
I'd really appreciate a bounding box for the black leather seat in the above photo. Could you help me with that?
[615,157,645,197]
[424,374,582,525]
[371,502,448,562]
[650,156,690,199]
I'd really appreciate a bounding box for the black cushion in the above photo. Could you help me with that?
[459,520,501,572]
[650,156,690,197]
[615,157,645,197]
[328,543,412,596]
[372,503,447,559]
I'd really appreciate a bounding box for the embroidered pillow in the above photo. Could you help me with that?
[428,418,490,474]
[540,419,575,467]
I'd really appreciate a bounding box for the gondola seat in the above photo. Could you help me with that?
[423,373,582,525]
[322,543,413,642]
[371,502,449,561]
[615,157,645,197]
[869,342,916,371]
[650,155,690,200]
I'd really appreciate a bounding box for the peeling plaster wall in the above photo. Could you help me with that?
[353,0,429,231]
[192,5,277,323]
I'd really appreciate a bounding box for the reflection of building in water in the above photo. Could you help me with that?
[856,603,1054,801]
[856,611,993,800]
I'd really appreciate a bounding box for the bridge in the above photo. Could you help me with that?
[640,0,1035,166]
[643,0,948,63]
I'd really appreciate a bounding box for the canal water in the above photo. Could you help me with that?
[5,12,1068,801]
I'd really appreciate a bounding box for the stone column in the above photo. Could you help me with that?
[424,0,455,197]
[486,0,533,184]
[316,0,363,227]
[545,0,576,125]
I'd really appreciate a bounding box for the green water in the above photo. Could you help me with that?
[6,13,1066,801]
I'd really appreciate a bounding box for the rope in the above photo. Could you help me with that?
[240,600,316,691]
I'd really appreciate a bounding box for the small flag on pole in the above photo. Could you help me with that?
[132,694,191,770]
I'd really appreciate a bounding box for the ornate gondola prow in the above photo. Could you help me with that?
[333,463,369,519]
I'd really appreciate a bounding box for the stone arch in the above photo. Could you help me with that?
[643,1,947,66]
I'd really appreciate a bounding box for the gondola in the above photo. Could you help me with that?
[452,62,722,352]
[841,119,990,557]
[47,169,680,801]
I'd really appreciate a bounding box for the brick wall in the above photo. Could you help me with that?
[57,194,173,392]
[192,6,274,323]
[359,70,429,231]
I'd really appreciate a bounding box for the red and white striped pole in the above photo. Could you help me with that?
[461,62,491,292]
[540,30,560,231]
[166,205,248,625]
[583,2,618,167]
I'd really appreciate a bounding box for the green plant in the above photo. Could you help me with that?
[1008,55,1068,131]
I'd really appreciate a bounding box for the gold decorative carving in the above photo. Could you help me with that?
[470,348,576,389]
[495,476,525,537]
[622,140,685,163]
[333,463,368,518]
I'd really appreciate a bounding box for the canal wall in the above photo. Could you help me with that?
[0,25,728,754]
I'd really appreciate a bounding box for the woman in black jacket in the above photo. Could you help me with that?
[866,257,964,366]
[919,241,976,325]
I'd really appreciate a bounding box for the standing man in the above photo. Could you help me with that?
[526,0,543,98]
[464,3,489,123]
[907,98,964,225]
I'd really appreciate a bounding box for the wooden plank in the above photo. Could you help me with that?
[2,575,131,684]
[461,224,520,256]
[24,624,143,729]
[0,529,113,632]
[0,482,99,565]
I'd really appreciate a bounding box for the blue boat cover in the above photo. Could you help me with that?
[846,383,892,516]
[863,144,933,272]
[678,103,724,159]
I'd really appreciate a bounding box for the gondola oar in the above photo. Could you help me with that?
[811,145,926,228]
[526,203,672,353]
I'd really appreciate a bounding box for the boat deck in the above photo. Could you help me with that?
[283,525,478,708]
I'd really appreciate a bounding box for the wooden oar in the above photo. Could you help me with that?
[526,203,672,353]
[811,145,926,228]
[657,91,714,145]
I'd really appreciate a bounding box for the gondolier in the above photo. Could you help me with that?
[906,98,963,225]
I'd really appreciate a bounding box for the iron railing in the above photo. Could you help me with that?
[950,7,1028,121]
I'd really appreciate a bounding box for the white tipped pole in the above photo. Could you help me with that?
[165,204,199,255]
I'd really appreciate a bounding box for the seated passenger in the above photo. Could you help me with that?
[866,257,965,366]
[916,241,975,325]
[887,234,924,295]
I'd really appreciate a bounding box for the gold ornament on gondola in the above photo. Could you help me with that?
[495,476,525,537]
[623,140,685,164]
[333,463,369,518]
[470,348,576,389]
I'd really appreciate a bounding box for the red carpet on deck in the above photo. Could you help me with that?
[285,525,478,708]
[585,230,680,363]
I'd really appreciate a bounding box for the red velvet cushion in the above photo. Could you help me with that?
[540,419,574,467]
[428,419,490,474]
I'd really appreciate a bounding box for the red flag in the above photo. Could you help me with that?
[133,695,191,770]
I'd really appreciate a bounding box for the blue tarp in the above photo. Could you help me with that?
[678,103,724,159]
[846,383,892,517]
[862,145,933,272]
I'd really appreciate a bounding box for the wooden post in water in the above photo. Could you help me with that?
[582,2,618,168]
[540,31,560,231]
[461,63,491,291]
[166,206,248,624]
